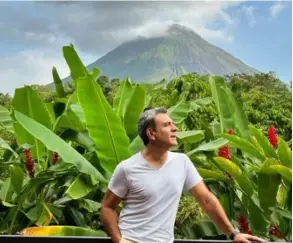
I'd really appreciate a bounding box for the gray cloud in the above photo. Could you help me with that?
[1,1,240,56]
[0,1,243,95]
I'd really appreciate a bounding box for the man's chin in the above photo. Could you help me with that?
[170,141,178,146]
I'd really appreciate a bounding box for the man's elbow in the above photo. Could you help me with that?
[101,204,112,215]
[199,192,217,211]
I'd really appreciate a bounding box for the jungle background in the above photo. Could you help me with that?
[0,45,291,242]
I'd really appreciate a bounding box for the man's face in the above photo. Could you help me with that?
[147,113,178,147]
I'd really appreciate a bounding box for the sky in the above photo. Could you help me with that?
[0,0,292,95]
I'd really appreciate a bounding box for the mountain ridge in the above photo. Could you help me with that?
[55,24,258,86]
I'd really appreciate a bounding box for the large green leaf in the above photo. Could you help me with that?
[269,207,292,220]
[197,168,229,182]
[0,177,13,203]
[221,134,266,161]
[68,206,87,227]
[13,111,106,183]
[209,76,234,133]
[249,125,278,159]
[113,78,133,116]
[269,165,292,183]
[63,45,132,173]
[219,194,233,220]
[12,86,52,161]
[258,172,281,214]
[277,137,292,168]
[46,103,56,124]
[176,130,205,144]
[213,157,254,197]
[9,165,24,195]
[167,101,191,124]
[52,67,66,98]
[0,137,18,158]
[79,199,101,213]
[26,202,55,226]
[62,130,96,152]
[243,195,269,235]
[187,138,228,156]
[123,85,146,140]
[54,94,85,133]
[223,87,250,140]
[76,74,131,173]
[258,158,280,174]
[63,45,87,82]
[65,174,96,200]
[0,105,14,133]
[70,104,86,123]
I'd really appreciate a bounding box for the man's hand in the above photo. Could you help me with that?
[233,233,266,243]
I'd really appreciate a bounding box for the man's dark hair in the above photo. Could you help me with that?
[137,107,167,146]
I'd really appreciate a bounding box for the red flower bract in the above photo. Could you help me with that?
[52,152,59,164]
[218,128,233,160]
[218,145,231,160]
[269,224,282,238]
[268,126,278,149]
[238,214,252,234]
[24,149,34,178]
[228,129,233,135]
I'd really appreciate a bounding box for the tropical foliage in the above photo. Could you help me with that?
[0,45,291,242]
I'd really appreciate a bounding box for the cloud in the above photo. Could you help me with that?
[269,0,285,18]
[0,1,242,95]
[0,48,96,95]
[1,1,240,54]
[242,5,256,27]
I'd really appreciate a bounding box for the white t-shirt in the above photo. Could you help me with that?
[108,151,203,243]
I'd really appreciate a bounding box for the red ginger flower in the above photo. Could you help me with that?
[52,152,59,165]
[218,129,233,160]
[269,224,283,238]
[238,214,252,234]
[24,149,34,178]
[228,129,233,135]
[218,129,233,179]
[268,126,278,149]
[218,145,231,160]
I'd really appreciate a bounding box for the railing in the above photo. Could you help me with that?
[0,235,280,243]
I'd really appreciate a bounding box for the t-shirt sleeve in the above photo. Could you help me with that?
[108,162,129,198]
[183,154,203,191]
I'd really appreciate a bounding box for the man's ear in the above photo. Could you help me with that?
[146,128,155,141]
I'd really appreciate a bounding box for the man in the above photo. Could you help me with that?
[101,107,265,243]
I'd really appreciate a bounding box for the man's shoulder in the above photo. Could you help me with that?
[118,152,141,168]
[168,151,194,171]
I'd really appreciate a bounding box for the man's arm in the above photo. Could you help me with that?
[190,181,265,243]
[190,180,234,236]
[101,190,123,243]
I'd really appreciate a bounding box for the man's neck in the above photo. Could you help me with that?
[141,143,170,166]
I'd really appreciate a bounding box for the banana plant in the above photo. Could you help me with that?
[0,112,107,234]
[198,76,293,241]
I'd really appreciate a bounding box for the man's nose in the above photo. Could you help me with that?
[172,124,178,131]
